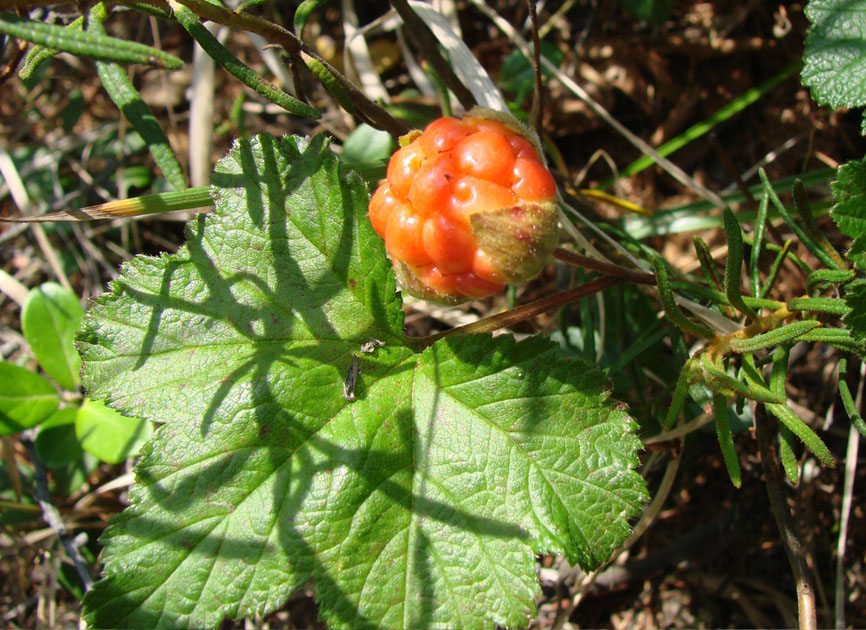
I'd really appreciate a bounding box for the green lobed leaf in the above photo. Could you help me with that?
[802,0,866,133]
[341,123,396,167]
[830,157,866,268]
[499,42,564,99]
[78,133,646,629]
[22,282,84,390]
[0,362,59,435]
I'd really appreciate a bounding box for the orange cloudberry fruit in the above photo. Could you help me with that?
[368,108,558,305]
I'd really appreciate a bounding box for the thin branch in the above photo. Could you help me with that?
[0,35,26,87]
[411,276,622,347]
[754,404,818,630]
[553,247,656,285]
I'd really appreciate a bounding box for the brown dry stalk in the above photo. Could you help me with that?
[754,404,818,630]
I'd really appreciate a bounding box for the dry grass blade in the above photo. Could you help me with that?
[0,141,72,291]
[343,0,390,104]
[406,0,506,112]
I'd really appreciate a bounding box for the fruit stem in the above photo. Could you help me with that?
[409,276,623,347]
[552,248,656,285]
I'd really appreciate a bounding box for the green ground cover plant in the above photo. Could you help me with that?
[1,0,865,628]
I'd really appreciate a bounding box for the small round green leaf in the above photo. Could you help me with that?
[35,407,83,468]
[341,123,397,165]
[0,362,59,435]
[22,282,84,390]
[75,398,152,464]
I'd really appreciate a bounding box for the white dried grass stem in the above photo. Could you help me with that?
[0,269,30,308]
[0,142,72,292]
[835,361,863,629]
[342,0,390,104]
[396,26,438,99]
[189,23,224,188]
[407,0,507,112]
[432,0,461,37]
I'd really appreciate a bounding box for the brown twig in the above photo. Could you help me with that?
[412,276,623,347]
[754,404,818,630]
[388,0,476,111]
[0,35,26,87]
[553,247,656,285]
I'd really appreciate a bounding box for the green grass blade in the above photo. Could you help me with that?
[169,1,320,119]
[604,62,797,186]
[0,187,214,222]
[652,257,715,339]
[839,358,866,438]
[693,235,723,291]
[664,362,693,428]
[0,11,183,69]
[670,282,785,311]
[794,328,866,354]
[624,168,835,239]
[760,240,795,298]
[806,269,855,294]
[607,319,668,374]
[304,55,355,114]
[787,297,851,316]
[729,320,821,353]
[793,179,844,269]
[293,0,330,35]
[759,168,841,270]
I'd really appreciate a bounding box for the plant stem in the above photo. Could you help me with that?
[754,404,818,630]
[412,276,622,347]
[552,248,655,284]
